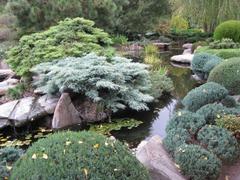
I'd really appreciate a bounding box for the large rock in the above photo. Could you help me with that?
[0,78,19,96]
[170,54,194,64]
[0,119,10,129]
[0,69,15,80]
[0,100,18,128]
[52,93,81,129]
[9,97,35,126]
[182,43,193,49]
[136,136,186,180]
[29,95,59,120]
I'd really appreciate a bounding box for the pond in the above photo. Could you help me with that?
[0,47,198,149]
[111,49,198,147]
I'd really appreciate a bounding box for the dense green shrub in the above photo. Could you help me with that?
[197,125,240,163]
[182,82,228,112]
[191,53,222,80]
[196,103,240,124]
[149,70,174,100]
[174,144,221,180]
[7,83,26,100]
[166,110,206,135]
[0,147,24,179]
[6,17,112,76]
[221,96,237,108]
[196,46,240,59]
[112,35,128,45]
[208,58,240,95]
[163,128,191,155]
[11,131,150,180]
[214,20,240,42]
[32,54,153,113]
[209,38,240,49]
[169,28,211,43]
[216,115,240,134]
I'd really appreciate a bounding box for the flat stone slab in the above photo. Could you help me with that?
[0,100,18,119]
[170,54,194,64]
[136,136,186,180]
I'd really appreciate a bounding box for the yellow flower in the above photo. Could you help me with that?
[93,144,100,149]
[43,153,48,159]
[32,154,37,159]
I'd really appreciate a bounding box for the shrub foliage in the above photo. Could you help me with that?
[166,110,206,135]
[214,20,240,42]
[11,131,150,180]
[174,144,221,180]
[216,115,240,134]
[182,82,228,112]
[32,54,153,113]
[208,57,240,95]
[191,53,222,80]
[197,125,240,163]
[6,17,112,76]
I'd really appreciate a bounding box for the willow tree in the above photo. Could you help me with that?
[171,0,240,32]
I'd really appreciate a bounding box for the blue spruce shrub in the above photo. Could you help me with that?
[197,125,240,163]
[191,53,222,80]
[174,144,222,180]
[32,53,154,113]
[221,95,237,108]
[163,128,192,155]
[166,110,206,135]
[10,131,150,180]
[196,103,240,124]
[182,82,228,112]
[0,147,24,179]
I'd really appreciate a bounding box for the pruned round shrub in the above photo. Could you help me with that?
[166,110,206,135]
[32,53,154,113]
[221,95,237,108]
[191,53,222,80]
[208,57,240,95]
[174,144,221,180]
[163,128,192,155]
[182,82,228,112]
[6,17,112,76]
[196,103,240,124]
[216,115,240,134]
[0,147,24,179]
[197,125,240,163]
[214,20,240,42]
[11,131,150,180]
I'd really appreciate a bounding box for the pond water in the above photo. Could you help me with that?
[112,49,198,147]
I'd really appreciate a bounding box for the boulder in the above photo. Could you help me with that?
[9,97,35,127]
[0,69,15,79]
[0,78,19,96]
[0,119,9,129]
[182,43,193,49]
[136,136,186,180]
[52,93,81,129]
[0,100,18,119]
[170,54,194,64]
[182,49,192,55]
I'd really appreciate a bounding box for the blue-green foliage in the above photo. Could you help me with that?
[174,144,221,180]
[221,95,237,108]
[182,82,228,112]
[197,125,240,163]
[0,147,24,179]
[32,53,154,112]
[10,131,150,180]
[166,110,206,135]
[196,103,240,124]
[191,53,222,80]
[163,128,191,155]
